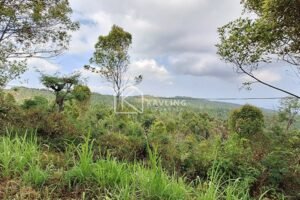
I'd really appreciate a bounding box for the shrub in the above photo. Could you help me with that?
[0,92,21,132]
[25,111,79,137]
[72,85,91,102]
[150,120,167,135]
[96,133,147,161]
[22,96,49,110]
[229,104,264,137]
[212,133,262,186]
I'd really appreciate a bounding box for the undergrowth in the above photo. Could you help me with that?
[0,131,273,199]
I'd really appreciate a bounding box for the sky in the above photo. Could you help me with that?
[11,0,300,109]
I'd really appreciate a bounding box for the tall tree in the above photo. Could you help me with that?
[217,0,300,98]
[40,73,85,112]
[0,0,79,87]
[85,25,142,107]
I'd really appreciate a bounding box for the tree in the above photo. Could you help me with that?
[278,97,300,132]
[0,0,79,87]
[40,73,84,112]
[85,25,142,107]
[229,104,264,137]
[72,85,91,103]
[217,0,300,98]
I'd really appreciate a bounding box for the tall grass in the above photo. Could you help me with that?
[195,164,272,200]
[22,164,49,187]
[64,135,192,199]
[64,134,272,199]
[64,132,94,185]
[0,132,39,177]
[0,131,49,188]
[0,131,273,199]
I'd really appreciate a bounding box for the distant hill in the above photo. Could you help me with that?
[5,86,274,119]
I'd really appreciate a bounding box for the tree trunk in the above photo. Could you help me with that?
[56,96,64,112]
[115,92,121,112]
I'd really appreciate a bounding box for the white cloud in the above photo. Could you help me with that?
[69,12,112,54]
[66,0,243,81]
[68,0,242,57]
[240,69,282,83]
[27,58,60,73]
[130,59,171,82]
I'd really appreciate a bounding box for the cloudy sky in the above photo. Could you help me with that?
[13,0,300,109]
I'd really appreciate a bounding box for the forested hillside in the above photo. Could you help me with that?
[6,86,269,118]
[1,0,300,199]
[1,86,300,199]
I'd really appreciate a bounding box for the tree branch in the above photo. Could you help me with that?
[238,64,300,98]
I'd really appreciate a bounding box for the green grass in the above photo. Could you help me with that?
[64,134,191,199]
[0,131,39,177]
[0,131,272,199]
[22,164,48,187]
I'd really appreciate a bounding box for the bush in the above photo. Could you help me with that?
[72,85,91,102]
[96,133,147,161]
[150,120,167,135]
[22,96,49,110]
[229,104,264,137]
[215,133,260,180]
[0,92,21,132]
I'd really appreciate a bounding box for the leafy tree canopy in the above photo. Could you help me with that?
[85,25,142,105]
[229,104,264,137]
[40,73,84,112]
[217,0,300,98]
[0,0,79,87]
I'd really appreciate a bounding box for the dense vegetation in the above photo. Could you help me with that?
[0,87,299,199]
[0,0,300,199]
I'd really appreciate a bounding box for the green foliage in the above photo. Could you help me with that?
[23,110,80,144]
[217,0,300,97]
[0,0,79,87]
[262,150,292,186]
[0,132,39,177]
[150,120,167,135]
[64,133,192,199]
[91,25,132,68]
[181,111,212,139]
[86,25,142,105]
[65,132,94,185]
[22,164,48,187]
[0,88,298,198]
[216,133,260,180]
[197,165,252,200]
[22,96,49,110]
[229,104,264,137]
[97,133,146,161]
[40,73,84,112]
[0,92,20,131]
[0,123,297,199]
[278,97,300,132]
[72,85,91,102]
